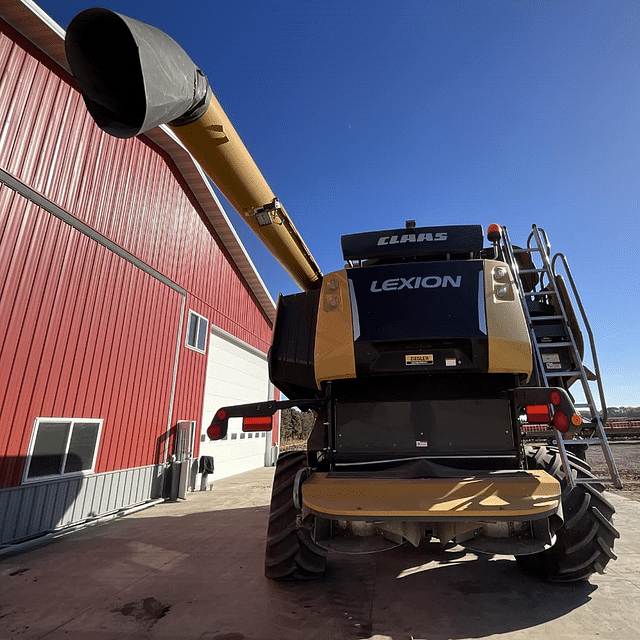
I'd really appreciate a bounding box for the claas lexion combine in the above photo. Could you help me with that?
[67,8,621,583]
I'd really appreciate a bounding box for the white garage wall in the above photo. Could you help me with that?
[199,327,275,481]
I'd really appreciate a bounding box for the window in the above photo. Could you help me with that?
[24,418,103,482]
[185,310,208,353]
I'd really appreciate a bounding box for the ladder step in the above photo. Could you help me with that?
[538,341,573,347]
[528,290,558,297]
[560,438,603,445]
[518,268,546,274]
[543,371,577,377]
[575,477,617,485]
[513,248,541,253]
[530,315,564,321]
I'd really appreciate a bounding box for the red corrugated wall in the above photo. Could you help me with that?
[0,20,273,487]
[0,187,186,485]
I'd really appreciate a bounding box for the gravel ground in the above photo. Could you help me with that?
[587,441,640,502]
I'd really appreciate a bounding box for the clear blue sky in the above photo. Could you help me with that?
[37,0,639,407]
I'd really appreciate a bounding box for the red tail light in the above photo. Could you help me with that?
[552,410,569,432]
[549,390,562,406]
[526,405,550,423]
[207,408,229,440]
[207,422,224,440]
[242,416,272,432]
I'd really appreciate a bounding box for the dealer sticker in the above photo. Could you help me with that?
[406,354,434,365]
[416,441,429,448]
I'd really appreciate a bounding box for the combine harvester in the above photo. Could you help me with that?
[66,8,621,582]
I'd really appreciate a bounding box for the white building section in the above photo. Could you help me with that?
[200,327,275,481]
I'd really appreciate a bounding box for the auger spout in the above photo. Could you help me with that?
[66,8,322,291]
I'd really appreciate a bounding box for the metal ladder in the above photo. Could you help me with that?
[500,225,622,488]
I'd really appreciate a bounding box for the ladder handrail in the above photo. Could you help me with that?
[526,227,551,290]
[526,227,583,485]
[551,252,608,425]
[499,224,621,488]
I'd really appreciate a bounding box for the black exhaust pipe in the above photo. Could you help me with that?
[65,8,211,138]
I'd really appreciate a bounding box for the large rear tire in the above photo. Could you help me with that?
[517,445,619,582]
[264,451,327,580]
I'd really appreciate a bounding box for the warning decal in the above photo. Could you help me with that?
[542,353,562,370]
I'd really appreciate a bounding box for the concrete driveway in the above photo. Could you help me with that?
[0,467,638,640]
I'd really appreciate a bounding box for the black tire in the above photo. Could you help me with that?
[516,445,619,582]
[264,451,327,580]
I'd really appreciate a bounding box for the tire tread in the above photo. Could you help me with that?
[516,445,619,582]
[264,452,327,580]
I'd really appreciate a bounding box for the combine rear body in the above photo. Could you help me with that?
[66,8,620,583]
[235,221,620,581]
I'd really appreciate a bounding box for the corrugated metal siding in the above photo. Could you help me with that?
[0,188,184,487]
[210,249,273,351]
[0,18,274,503]
[163,296,213,461]
[0,465,163,545]
[0,21,272,354]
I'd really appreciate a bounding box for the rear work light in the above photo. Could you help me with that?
[242,416,273,432]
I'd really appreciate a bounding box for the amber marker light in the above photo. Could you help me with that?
[487,224,502,242]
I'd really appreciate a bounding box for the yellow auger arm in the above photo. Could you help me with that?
[65,8,322,292]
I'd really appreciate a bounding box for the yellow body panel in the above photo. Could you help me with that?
[302,471,560,520]
[314,270,357,385]
[172,97,321,291]
[483,260,532,377]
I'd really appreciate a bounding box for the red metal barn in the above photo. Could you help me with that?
[0,0,279,548]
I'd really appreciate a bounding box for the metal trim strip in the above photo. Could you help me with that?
[0,167,187,295]
[478,269,487,334]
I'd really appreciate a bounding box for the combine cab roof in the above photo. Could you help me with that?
[341,225,484,262]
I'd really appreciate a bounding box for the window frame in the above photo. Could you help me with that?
[23,417,104,484]
[185,310,209,354]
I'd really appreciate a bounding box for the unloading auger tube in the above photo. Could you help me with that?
[65,8,322,292]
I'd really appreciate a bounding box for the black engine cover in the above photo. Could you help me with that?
[348,261,488,375]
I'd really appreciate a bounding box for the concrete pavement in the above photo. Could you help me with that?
[0,467,638,640]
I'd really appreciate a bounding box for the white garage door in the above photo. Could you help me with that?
[200,327,274,480]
